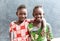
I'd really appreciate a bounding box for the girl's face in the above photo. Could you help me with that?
[16,8,27,21]
[33,8,44,22]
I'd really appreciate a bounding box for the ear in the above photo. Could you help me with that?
[43,13,45,18]
[16,12,18,16]
[33,13,34,17]
[43,13,45,15]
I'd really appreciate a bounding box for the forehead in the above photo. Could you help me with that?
[18,8,27,13]
[34,8,44,14]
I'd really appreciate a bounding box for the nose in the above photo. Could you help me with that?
[22,15,25,17]
[21,14,27,18]
[35,15,41,18]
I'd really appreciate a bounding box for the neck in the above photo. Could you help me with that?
[33,20,41,27]
[15,20,23,25]
[18,19,23,23]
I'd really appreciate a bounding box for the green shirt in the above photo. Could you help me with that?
[28,23,53,41]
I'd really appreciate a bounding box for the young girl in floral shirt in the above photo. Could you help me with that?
[28,5,53,41]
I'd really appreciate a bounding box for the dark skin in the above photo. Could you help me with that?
[32,8,44,28]
[15,8,27,25]
[9,8,27,41]
[32,7,51,41]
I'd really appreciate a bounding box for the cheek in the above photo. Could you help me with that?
[23,15,27,17]
[34,15,41,17]
[19,15,27,18]
[39,15,43,18]
[25,15,27,17]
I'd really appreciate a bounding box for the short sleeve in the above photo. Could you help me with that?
[46,23,53,40]
[9,22,13,32]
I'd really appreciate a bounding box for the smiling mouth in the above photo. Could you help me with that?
[36,17,42,19]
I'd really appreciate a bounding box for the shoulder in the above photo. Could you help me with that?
[46,23,50,26]
[46,23,51,27]
[24,18,34,23]
[24,19,31,22]
[46,22,52,30]
[9,21,16,27]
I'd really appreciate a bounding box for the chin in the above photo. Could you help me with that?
[21,19,25,21]
[19,19,25,21]
[36,19,42,22]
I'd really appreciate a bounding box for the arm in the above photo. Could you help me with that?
[9,32,14,41]
[9,32,11,41]
[9,23,13,41]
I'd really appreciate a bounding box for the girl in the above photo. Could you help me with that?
[9,5,30,41]
[28,6,53,41]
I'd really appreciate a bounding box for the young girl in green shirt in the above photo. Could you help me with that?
[28,5,53,41]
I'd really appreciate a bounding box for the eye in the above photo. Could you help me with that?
[39,13,41,15]
[23,13,26,15]
[18,13,22,15]
[34,13,41,15]
[19,13,26,15]
[35,13,38,15]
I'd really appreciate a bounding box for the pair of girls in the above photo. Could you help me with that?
[9,5,53,41]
